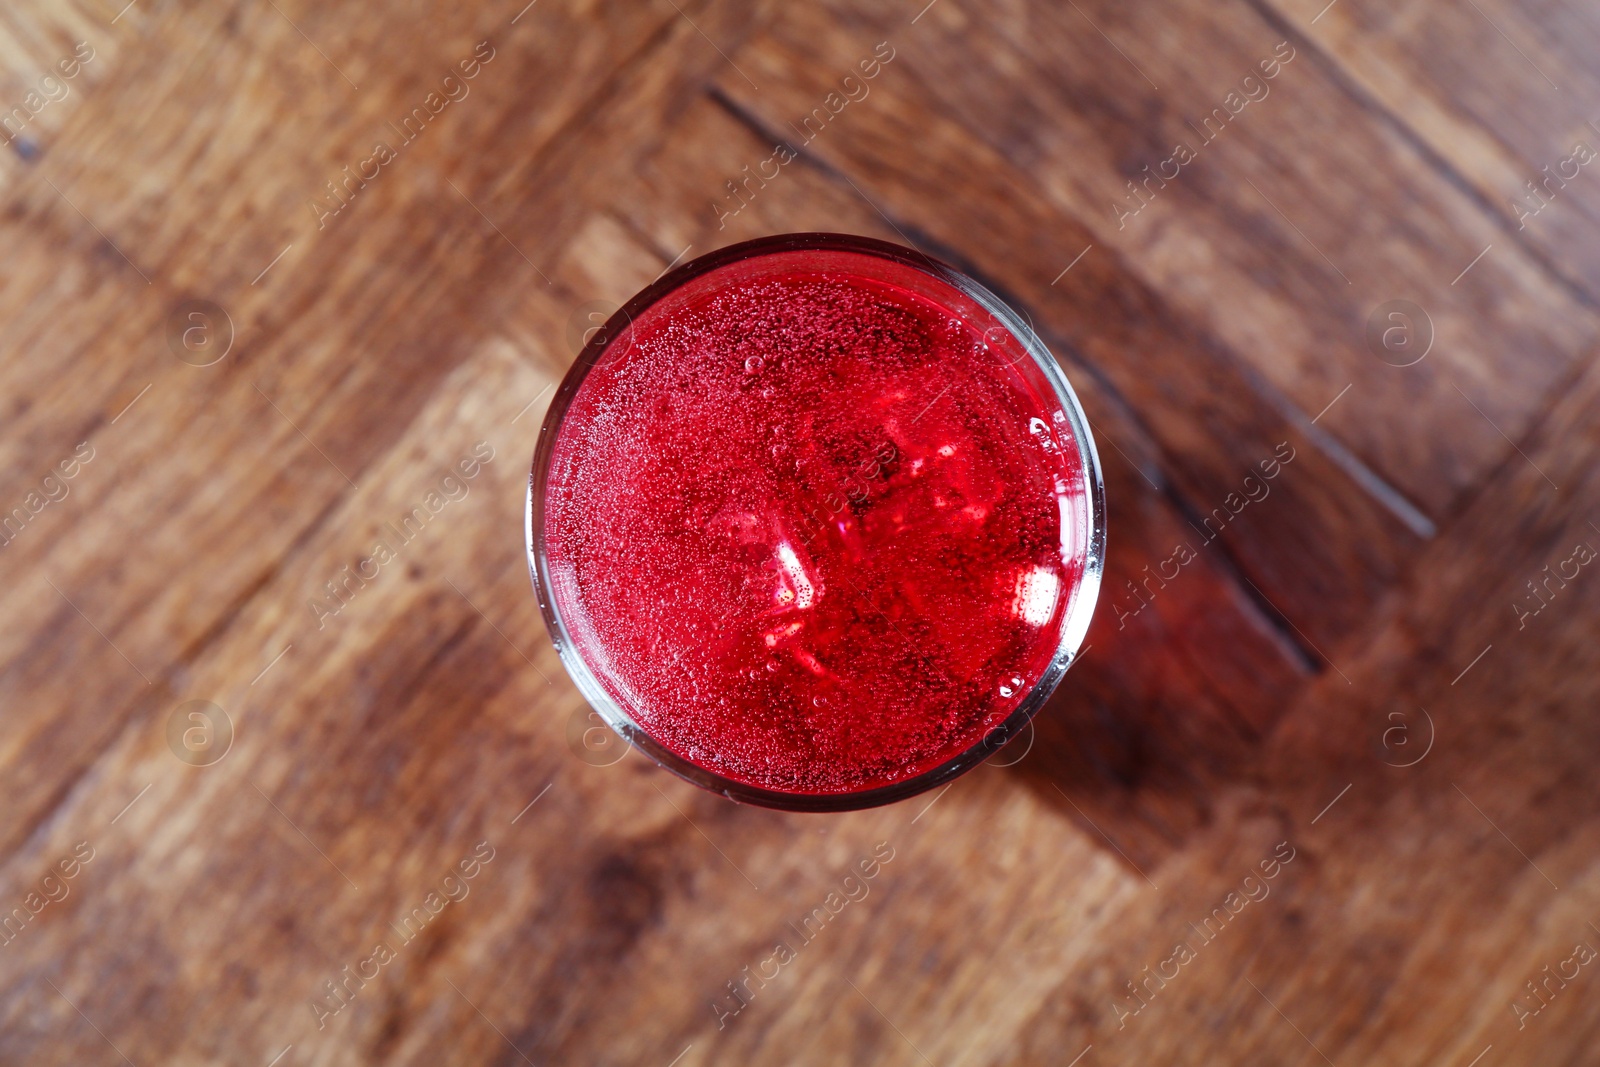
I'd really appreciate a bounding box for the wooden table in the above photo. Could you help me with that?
[2,0,1597,1063]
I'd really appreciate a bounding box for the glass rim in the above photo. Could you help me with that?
[525,232,1107,812]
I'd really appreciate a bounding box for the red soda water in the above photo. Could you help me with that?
[540,243,1093,798]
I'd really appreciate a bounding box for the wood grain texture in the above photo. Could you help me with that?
[0,0,1596,1064]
